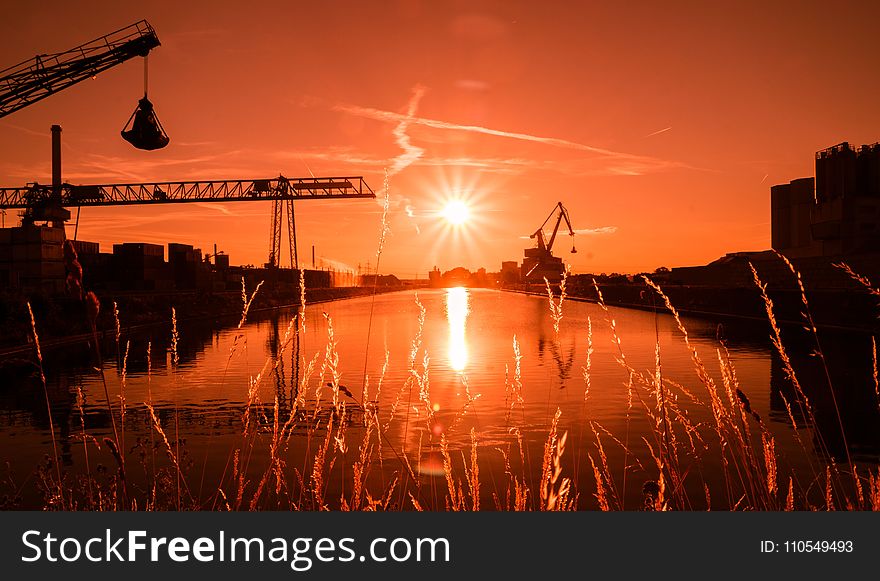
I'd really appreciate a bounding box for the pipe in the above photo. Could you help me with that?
[51,124,62,199]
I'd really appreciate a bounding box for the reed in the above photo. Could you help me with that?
[14,204,880,513]
[27,302,64,509]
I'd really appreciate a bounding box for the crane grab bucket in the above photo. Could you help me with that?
[121,97,169,150]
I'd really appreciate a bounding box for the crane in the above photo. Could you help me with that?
[522,201,577,283]
[0,20,160,119]
[0,173,374,272]
[0,124,374,270]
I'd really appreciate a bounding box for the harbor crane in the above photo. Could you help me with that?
[0,21,371,271]
[522,201,577,283]
[0,20,169,149]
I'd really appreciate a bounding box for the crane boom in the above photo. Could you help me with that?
[531,201,575,253]
[0,176,374,209]
[0,20,160,119]
[523,201,576,283]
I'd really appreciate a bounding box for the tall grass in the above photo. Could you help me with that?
[13,223,880,513]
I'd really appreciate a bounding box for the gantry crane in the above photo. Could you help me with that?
[522,201,577,283]
[0,126,375,270]
[0,172,374,270]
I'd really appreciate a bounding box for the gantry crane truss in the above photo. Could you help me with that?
[0,20,160,119]
[0,176,374,208]
[0,176,375,269]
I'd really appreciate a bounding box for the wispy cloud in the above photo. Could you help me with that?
[575,226,618,235]
[334,91,683,175]
[519,226,617,239]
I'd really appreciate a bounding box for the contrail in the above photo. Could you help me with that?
[388,85,427,175]
[644,126,672,138]
[335,98,677,169]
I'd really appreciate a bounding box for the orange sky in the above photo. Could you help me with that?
[2,0,879,278]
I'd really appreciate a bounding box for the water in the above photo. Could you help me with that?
[1,288,878,509]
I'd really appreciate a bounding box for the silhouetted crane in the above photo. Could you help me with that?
[523,201,576,283]
[0,20,169,150]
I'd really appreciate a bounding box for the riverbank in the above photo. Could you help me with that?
[504,280,879,334]
[0,285,405,359]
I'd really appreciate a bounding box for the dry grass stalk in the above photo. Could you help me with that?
[588,454,610,511]
[874,337,879,411]
[238,278,264,329]
[310,416,334,510]
[540,408,573,510]
[762,433,778,497]
[775,252,855,485]
[27,302,64,508]
[440,434,462,511]
[464,428,480,511]
[544,267,569,335]
[825,465,835,511]
[145,402,191,503]
[583,317,593,401]
[170,307,179,368]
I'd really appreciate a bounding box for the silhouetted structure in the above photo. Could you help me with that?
[522,202,577,283]
[772,142,880,258]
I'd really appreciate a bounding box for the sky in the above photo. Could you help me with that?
[1,0,879,278]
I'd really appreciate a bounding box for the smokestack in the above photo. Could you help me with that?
[51,125,62,199]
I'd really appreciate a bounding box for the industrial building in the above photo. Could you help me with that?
[0,224,65,293]
[772,141,880,258]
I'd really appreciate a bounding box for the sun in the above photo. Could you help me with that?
[440,200,470,226]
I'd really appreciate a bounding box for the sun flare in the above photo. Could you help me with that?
[440,200,470,226]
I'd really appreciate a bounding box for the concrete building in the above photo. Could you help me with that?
[772,142,880,258]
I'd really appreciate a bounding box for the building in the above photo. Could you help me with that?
[168,243,205,290]
[111,242,172,291]
[0,225,65,293]
[772,142,880,258]
[500,261,520,284]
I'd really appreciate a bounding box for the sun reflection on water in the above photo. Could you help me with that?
[445,287,470,372]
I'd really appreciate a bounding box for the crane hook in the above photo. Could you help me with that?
[121,55,170,150]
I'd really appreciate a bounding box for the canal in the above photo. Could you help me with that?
[1,288,877,509]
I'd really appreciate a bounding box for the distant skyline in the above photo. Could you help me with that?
[2,0,879,276]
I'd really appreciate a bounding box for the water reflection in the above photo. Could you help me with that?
[2,289,879,509]
[445,287,470,372]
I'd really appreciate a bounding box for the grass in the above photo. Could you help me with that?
[8,200,880,512]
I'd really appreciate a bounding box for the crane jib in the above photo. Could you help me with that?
[0,177,376,209]
[0,20,160,119]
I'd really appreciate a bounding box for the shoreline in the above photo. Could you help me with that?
[0,286,407,360]
[500,285,878,335]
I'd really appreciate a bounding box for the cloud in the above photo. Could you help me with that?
[575,226,618,235]
[335,94,684,175]
[192,202,235,215]
[388,85,427,176]
[314,256,357,273]
[519,225,617,239]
